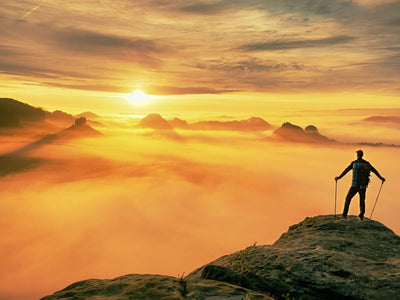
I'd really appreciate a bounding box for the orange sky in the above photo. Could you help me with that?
[1,0,400,113]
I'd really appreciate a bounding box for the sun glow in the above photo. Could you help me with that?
[127,90,152,103]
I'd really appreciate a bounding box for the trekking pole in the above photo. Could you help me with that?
[334,179,337,219]
[370,182,384,219]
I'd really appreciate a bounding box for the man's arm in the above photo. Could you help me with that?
[335,162,353,181]
[370,165,385,182]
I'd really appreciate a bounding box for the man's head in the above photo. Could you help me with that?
[356,149,364,158]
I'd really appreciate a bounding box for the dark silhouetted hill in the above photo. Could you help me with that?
[191,117,271,131]
[362,116,400,124]
[0,98,104,130]
[138,114,271,132]
[0,118,102,177]
[45,110,75,123]
[138,113,172,130]
[274,122,334,143]
[64,117,102,137]
[0,98,46,127]
[41,215,400,300]
[169,117,190,129]
[75,112,100,119]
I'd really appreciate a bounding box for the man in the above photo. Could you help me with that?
[335,150,385,220]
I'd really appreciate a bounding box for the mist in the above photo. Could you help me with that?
[0,115,399,300]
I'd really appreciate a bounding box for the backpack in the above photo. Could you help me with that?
[358,162,371,186]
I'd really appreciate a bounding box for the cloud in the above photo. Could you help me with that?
[1,19,170,66]
[44,82,130,93]
[1,112,400,300]
[0,20,176,90]
[352,0,399,7]
[194,58,309,73]
[0,59,104,80]
[0,45,24,57]
[363,116,400,124]
[19,26,168,69]
[180,1,234,14]
[385,17,400,26]
[147,85,238,95]
[50,27,167,57]
[239,35,356,52]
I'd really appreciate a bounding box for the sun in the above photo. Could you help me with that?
[127,89,151,103]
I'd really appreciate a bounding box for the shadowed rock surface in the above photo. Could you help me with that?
[41,215,400,299]
[40,274,271,300]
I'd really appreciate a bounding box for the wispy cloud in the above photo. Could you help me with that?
[239,35,356,52]
[180,1,234,14]
[148,85,239,95]
[50,27,168,56]
[385,17,400,26]
[193,58,310,73]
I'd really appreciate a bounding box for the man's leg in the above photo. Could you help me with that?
[358,187,366,220]
[343,187,358,218]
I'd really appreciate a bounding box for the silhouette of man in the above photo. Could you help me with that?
[335,150,385,220]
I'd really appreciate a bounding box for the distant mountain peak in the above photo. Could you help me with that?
[274,122,332,143]
[138,113,172,130]
[191,117,271,131]
[65,117,102,136]
[75,112,100,119]
[168,117,190,128]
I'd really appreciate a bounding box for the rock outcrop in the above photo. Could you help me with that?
[274,122,333,143]
[64,117,102,137]
[189,215,400,299]
[41,215,400,299]
[41,274,271,300]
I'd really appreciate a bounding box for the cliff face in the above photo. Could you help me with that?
[41,215,400,300]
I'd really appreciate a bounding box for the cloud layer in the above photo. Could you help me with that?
[1,111,399,300]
